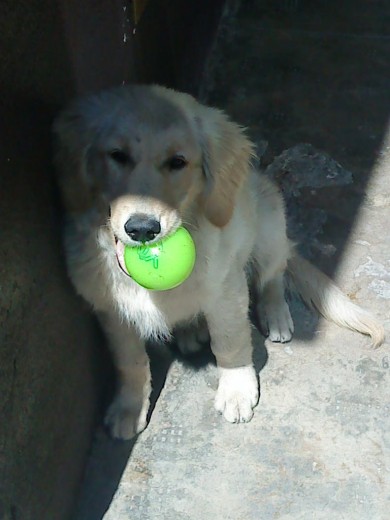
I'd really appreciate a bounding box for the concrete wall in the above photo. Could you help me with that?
[0,1,223,519]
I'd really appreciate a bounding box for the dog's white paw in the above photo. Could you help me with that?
[258,300,294,343]
[215,366,259,423]
[105,394,149,440]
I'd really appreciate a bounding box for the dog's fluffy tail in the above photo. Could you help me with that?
[287,254,385,348]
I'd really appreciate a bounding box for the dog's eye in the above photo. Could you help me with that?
[167,155,187,171]
[108,149,131,166]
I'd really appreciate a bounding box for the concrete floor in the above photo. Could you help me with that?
[75,1,390,518]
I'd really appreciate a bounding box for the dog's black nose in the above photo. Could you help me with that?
[124,214,161,242]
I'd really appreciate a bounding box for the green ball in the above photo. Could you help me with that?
[124,227,196,291]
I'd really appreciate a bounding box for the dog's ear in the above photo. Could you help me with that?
[195,105,255,227]
[53,101,99,214]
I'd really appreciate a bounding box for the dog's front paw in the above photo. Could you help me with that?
[105,394,149,440]
[215,366,259,423]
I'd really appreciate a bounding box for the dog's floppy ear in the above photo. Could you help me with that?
[53,100,99,214]
[195,105,255,227]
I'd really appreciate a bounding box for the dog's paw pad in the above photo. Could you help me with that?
[215,366,259,423]
[105,398,147,440]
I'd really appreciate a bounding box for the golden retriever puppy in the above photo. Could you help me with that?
[54,85,384,440]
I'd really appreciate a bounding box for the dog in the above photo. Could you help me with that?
[53,85,384,440]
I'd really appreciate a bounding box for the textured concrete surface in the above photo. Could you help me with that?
[75,1,390,518]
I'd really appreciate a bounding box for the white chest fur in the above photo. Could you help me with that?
[65,183,259,341]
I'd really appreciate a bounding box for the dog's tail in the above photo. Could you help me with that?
[287,254,385,348]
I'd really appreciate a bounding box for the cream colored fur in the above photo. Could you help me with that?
[54,85,384,440]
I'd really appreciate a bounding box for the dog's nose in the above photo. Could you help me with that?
[124,214,161,242]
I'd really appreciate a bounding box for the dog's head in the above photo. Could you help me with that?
[54,85,255,255]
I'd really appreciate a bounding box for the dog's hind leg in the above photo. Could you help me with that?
[252,233,294,343]
[255,270,294,343]
[249,175,294,342]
